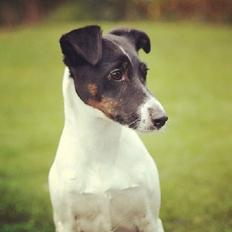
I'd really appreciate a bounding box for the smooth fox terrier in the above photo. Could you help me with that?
[49,25,168,232]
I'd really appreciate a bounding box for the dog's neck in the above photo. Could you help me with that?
[61,68,123,162]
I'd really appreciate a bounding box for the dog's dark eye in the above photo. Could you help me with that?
[108,68,123,81]
[140,63,149,82]
[140,63,149,76]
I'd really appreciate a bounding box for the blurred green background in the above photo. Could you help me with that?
[0,1,232,232]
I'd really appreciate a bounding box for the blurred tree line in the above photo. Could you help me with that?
[0,0,232,26]
[0,0,64,26]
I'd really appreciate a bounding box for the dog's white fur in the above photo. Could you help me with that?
[49,68,165,232]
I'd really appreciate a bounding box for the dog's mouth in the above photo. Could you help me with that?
[114,113,141,130]
[128,118,141,129]
[114,114,166,132]
[113,111,167,132]
[129,121,160,132]
[136,126,159,133]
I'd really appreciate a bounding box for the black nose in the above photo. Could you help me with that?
[152,116,168,129]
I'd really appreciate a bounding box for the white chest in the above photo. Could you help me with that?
[48,70,164,232]
[51,125,159,193]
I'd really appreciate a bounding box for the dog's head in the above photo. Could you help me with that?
[60,25,168,132]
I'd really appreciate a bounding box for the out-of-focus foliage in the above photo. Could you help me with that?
[0,0,232,26]
[0,0,64,26]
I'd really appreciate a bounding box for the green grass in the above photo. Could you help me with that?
[0,21,232,232]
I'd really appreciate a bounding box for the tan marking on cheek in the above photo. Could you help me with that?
[87,84,98,96]
[87,97,120,117]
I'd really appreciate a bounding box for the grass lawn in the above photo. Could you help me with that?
[0,21,231,232]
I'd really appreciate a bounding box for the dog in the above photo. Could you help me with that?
[49,25,168,232]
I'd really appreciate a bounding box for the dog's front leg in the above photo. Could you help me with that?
[52,211,75,232]
[53,193,112,232]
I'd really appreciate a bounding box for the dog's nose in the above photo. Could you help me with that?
[152,116,168,129]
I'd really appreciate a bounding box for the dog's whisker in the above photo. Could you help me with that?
[128,118,141,128]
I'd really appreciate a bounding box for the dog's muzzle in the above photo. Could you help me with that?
[136,96,168,131]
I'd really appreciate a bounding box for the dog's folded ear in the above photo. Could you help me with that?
[60,25,102,66]
[110,28,151,53]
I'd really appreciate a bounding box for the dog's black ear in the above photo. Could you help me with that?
[110,28,150,53]
[60,25,102,66]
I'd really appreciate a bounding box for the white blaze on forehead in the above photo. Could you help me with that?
[110,40,132,63]
[118,45,133,63]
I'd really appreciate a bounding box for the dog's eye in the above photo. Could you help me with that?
[140,63,149,76]
[140,63,149,83]
[109,69,124,81]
